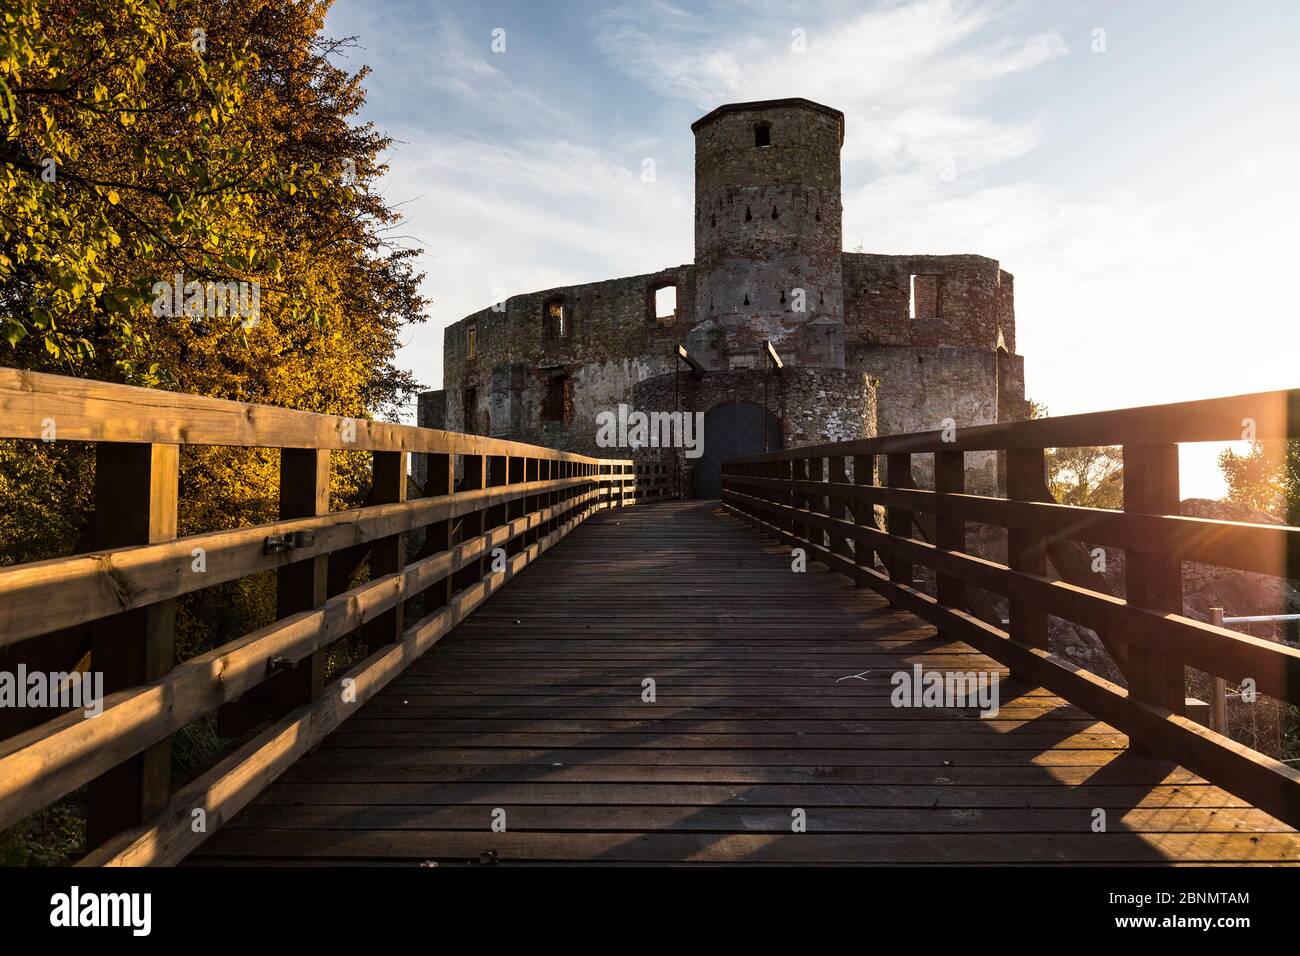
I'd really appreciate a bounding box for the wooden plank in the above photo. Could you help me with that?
[226,803,1284,835]
[86,442,178,851]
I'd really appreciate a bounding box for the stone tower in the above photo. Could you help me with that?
[690,98,846,369]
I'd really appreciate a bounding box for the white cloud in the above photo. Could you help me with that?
[377,133,693,399]
[349,0,1297,502]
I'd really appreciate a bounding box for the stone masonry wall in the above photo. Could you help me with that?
[693,100,845,367]
[424,99,1024,502]
[631,367,875,496]
[843,252,1015,353]
[439,265,695,455]
[851,344,1005,494]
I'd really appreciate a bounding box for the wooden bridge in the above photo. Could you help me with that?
[1,368,1298,865]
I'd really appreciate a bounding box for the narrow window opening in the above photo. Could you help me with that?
[754,123,771,148]
[771,205,778,220]
[544,297,567,339]
[465,324,477,360]
[543,375,572,422]
[462,386,478,435]
[744,206,752,222]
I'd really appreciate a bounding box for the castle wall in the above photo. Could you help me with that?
[851,345,1003,493]
[424,98,1027,501]
[843,252,1015,353]
[438,266,695,454]
[631,367,876,496]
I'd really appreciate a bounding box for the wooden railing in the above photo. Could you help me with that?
[0,368,638,865]
[722,388,1300,828]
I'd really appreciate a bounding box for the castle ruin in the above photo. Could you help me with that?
[420,97,1027,496]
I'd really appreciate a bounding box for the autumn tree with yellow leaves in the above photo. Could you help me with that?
[0,0,427,860]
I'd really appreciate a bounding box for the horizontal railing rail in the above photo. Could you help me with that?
[722,386,1300,829]
[0,367,638,864]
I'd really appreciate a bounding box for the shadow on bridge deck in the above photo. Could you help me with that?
[191,500,1300,865]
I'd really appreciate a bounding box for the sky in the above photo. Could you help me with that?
[322,0,1300,499]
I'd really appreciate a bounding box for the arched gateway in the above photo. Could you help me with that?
[695,401,781,499]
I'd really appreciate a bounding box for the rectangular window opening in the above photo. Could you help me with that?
[543,375,572,422]
[654,285,677,321]
[909,274,941,320]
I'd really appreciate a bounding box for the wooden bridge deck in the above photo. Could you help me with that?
[193,500,1300,865]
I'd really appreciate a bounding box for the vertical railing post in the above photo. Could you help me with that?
[807,457,826,552]
[829,456,851,562]
[791,458,808,545]
[852,453,875,572]
[272,448,330,709]
[542,458,553,539]
[884,453,914,594]
[524,457,539,548]
[1209,607,1228,732]
[367,450,408,645]
[1123,442,1186,715]
[425,452,455,611]
[779,458,793,535]
[1007,447,1049,651]
[86,442,178,850]
[454,454,486,593]
[934,450,965,610]
[485,454,508,545]
[507,455,525,554]
[217,448,330,736]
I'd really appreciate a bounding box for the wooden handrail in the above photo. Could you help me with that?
[721,389,1300,829]
[726,474,1300,578]
[0,369,644,864]
[0,475,593,645]
[728,387,1300,461]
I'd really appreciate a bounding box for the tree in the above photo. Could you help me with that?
[2,0,426,561]
[1218,441,1298,523]
[1047,445,1124,509]
[1028,401,1124,509]
[1,0,429,863]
